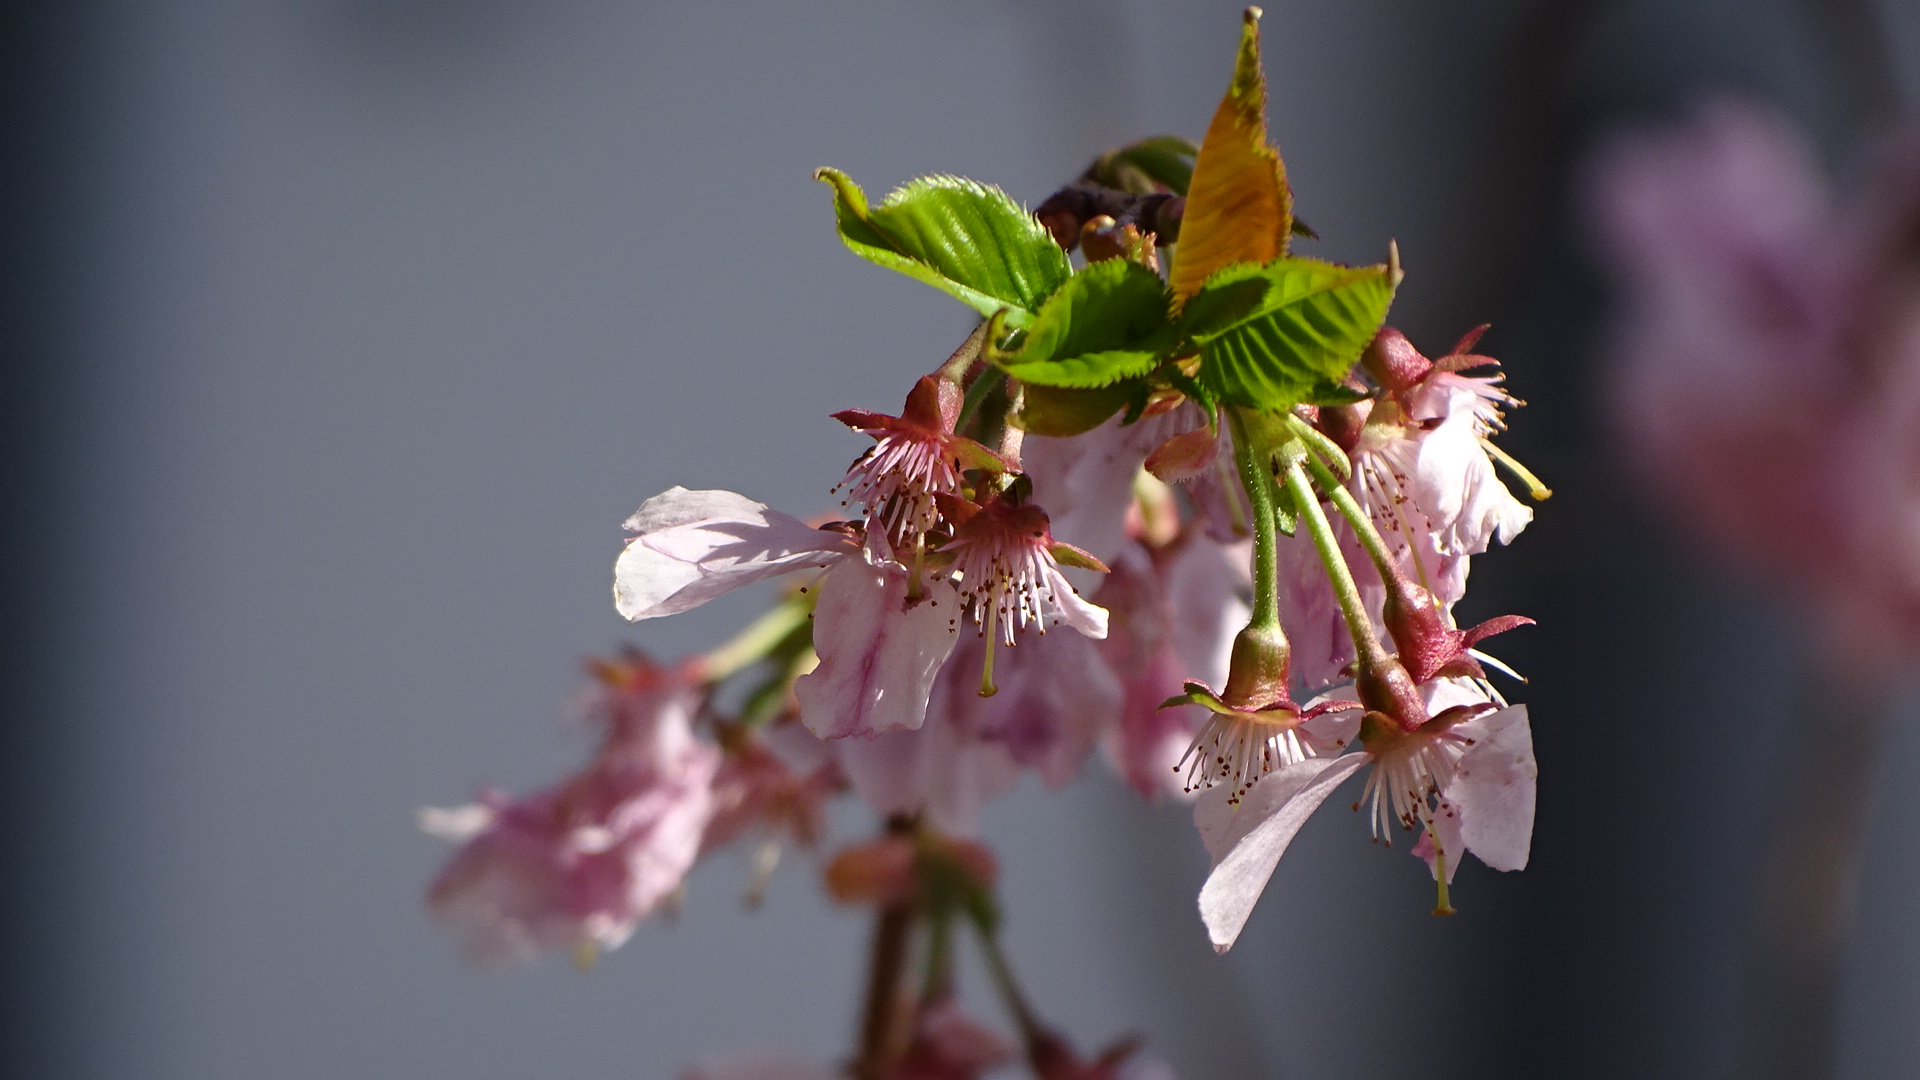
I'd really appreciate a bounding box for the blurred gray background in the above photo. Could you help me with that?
[4,1,1919,1078]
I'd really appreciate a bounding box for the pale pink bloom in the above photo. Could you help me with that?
[833,374,1006,558]
[940,497,1109,646]
[1193,753,1370,952]
[1096,537,1250,799]
[950,629,1121,786]
[1598,101,1920,668]
[614,487,959,737]
[1193,681,1534,951]
[835,619,1119,831]
[423,660,718,962]
[792,554,962,738]
[614,487,849,619]
[1352,331,1532,604]
[678,1052,839,1080]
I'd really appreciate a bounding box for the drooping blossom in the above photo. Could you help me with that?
[1357,327,1536,589]
[937,494,1109,683]
[1277,328,1536,689]
[1597,100,1920,669]
[614,486,958,737]
[833,374,1006,558]
[421,652,719,962]
[1193,679,1535,951]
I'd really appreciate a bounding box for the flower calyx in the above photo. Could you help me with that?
[1164,679,1357,804]
[833,375,1011,558]
[1379,570,1533,684]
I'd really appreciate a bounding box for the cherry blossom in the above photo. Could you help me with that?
[1598,99,1920,667]
[614,486,959,737]
[833,374,1006,558]
[421,654,718,962]
[1193,680,1534,951]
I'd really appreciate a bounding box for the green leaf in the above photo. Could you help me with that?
[1000,350,1162,388]
[995,258,1173,388]
[1178,262,1275,339]
[816,169,1071,324]
[1194,256,1396,412]
[1012,381,1144,436]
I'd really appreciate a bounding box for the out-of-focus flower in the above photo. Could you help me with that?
[700,722,839,855]
[1193,680,1534,951]
[422,654,718,962]
[833,374,1007,558]
[1023,407,1199,582]
[891,998,1018,1080]
[614,487,959,737]
[835,691,1023,837]
[1597,100,1920,668]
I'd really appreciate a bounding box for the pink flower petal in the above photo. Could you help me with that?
[1442,704,1535,872]
[794,559,959,737]
[1194,753,1369,952]
[614,487,850,620]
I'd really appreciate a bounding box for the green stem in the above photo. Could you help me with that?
[1298,451,1397,588]
[955,369,1004,437]
[922,908,953,1000]
[1227,408,1282,636]
[1280,457,1387,665]
[972,920,1042,1044]
[697,596,811,683]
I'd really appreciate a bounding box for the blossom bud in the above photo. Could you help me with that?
[1354,654,1427,732]
[1313,399,1372,454]
[1219,622,1291,711]
[1361,328,1431,402]
[1379,569,1533,684]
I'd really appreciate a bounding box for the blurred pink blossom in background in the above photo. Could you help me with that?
[1596,101,1920,675]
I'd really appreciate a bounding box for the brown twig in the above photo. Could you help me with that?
[852,816,919,1080]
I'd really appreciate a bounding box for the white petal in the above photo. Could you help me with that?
[613,488,849,620]
[1195,753,1369,952]
[1443,704,1536,872]
[794,559,959,737]
[1045,565,1110,639]
[621,486,770,533]
[417,803,493,841]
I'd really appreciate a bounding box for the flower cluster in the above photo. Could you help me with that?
[421,9,1552,1076]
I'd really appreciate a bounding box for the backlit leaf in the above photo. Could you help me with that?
[1196,256,1395,412]
[1169,8,1292,304]
[816,169,1071,324]
[996,258,1173,387]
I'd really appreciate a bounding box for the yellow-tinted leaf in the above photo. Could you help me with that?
[1170,7,1292,305]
